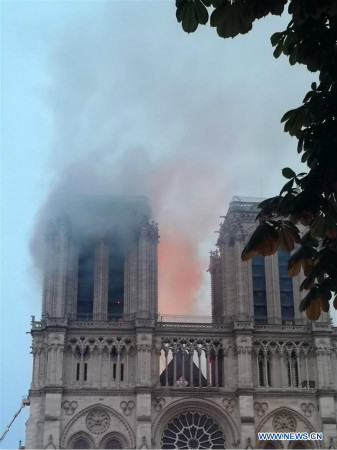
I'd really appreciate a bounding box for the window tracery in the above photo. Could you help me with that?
[161,412,226,449]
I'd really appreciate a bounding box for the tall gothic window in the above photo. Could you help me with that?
[108,241,124,320]
[278,249,295,323]
[77,245,94,320]
[257,350,272,387]
[252,254,267,324]
[287,351,299,387]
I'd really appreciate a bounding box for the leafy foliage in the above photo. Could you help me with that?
[175,0,337,320]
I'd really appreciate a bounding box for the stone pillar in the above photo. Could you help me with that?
[93,240,109,321]
[42,218,71,319]
[124,244,139,319]
[265,252,281,324]
[25,394,44,448]
[234,239,251,320]
[135,330,153,449]
[66,242,79,320]
[235,334,253,388]
[42,389,63,449]
[220,243,236,318]
[208,250,223,322]
[238,393,255,448]
[137,221,158,319]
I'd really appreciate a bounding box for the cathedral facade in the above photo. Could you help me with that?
[25,196,337,449]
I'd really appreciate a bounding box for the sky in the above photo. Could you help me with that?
[1,0,336,448]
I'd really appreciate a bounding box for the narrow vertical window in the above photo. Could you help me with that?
[278,249,294,323]
[76,363,80,381]
[108,241,124,321]
[113,363,117,381]
[120,363,124,382]
[84,363,88,381]
[252,254,267,323]
[258,351,265,387]
[77,245,95,320]
[267,358,272,387]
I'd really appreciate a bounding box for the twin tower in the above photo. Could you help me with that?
[41,196,159,324]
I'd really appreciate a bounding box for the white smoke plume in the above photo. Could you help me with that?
[30,2,312,315]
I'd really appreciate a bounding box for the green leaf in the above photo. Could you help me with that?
[282,167,296,179]
[194,0,209,25]
[280,178,294,194]
[281,109,296,123]
[182,1,199,33]
[273,40,283,58]
[270,31,283,46]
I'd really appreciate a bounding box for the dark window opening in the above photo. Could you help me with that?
[105,439,123,449]
[84,363,88,381]
[77,245,94,320]
[252,254,267,323]
[113,363,117,381]
[72,438,90,449]
[108,242,124,320]
[278,249,295,322]
[121,363,124,382]
[76,363,80,381]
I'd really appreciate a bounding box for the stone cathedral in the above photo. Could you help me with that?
[25,196,337,449]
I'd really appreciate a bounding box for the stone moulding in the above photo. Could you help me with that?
[151,397,240,448]
[60,403,135,448]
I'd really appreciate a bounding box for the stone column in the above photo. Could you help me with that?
[137,221,158,319]
[93,239,109,321]
[235,334,253,388]
[66,242,79,320]
[124,244,139,318]
[220,243,236,318]
[42,389,63,449]
[265,252,281,324]
[234,238,251,320]
[208,250,223,323]
[135,331,153,449]
[42,218,71,319]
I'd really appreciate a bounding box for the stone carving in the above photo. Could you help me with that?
[44,435,56,449]
[120,400,135,416]
[86,409,110,434]
[222,398,237,413]
[254,402,268,417]
[272,413,297,432]
[139,436,148,449]
[62,400,78,415]
[152,397,166,412]
[300,402,315,418]
[246,437,253,449]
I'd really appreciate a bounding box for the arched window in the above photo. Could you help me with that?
[72,438,90,449]
[258,354,265,387]
[105,439,123,449]
[161,411,226,448]
[287,351,299,387]
[257,350,272,387]
[263,443,276,449]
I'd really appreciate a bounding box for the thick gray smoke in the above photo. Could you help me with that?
[30,2,312,314]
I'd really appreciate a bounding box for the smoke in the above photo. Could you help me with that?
[30,2,308,314]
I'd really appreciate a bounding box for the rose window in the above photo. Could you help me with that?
[162,412,226,449]
[272,413,297,432]
[86,409,110,434]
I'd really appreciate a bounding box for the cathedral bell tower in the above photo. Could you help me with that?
[25,196,159,449]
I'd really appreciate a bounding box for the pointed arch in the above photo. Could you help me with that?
[256,407,320,449]
[151,397,240,448]
[60,403,135,449]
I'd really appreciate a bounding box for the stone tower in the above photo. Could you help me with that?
[25,196,337,449]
